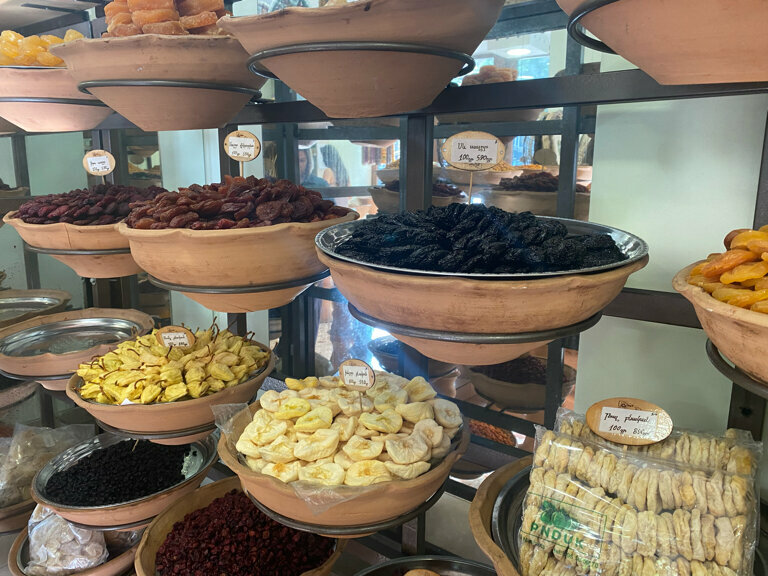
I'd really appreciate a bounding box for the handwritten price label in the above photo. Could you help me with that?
[155,326,195,348]
[83,150,115,176]
[586,398,673,446]
[441,131,505,172]
[224,130,261,162]
[338,359,375,391]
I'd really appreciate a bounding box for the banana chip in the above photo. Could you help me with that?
[345,460,392,486]
[360,409,403,434]
[385,461,431,480]
[343,435,385,462]
[294,429,340,462]
[298,462,345,486]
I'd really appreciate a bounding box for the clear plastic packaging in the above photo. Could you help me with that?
[0,424,92,508]
[519,409,761,576]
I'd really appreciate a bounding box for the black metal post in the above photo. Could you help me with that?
[403,115,434,212]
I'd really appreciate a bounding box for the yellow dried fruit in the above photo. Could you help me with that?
[720,261,768,284]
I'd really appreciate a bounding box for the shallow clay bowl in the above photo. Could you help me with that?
[444,167,520,186]
[134,476,345,576]
[4,213,141,278]
[67,349,274,436]
[556,0,768,84]
[317,251,648,364]
[469,457,530,576]
[484,190,590,221]
[50,36,266,132]
[0,67,111,133]
[674,262,768,384]
[32,433,217,528]
[0,117,19,134]
[218,401,469,533]
[9,527,138,576]
[0,308,154,378]
[117,212,358,313]
[219,0,504,118]
[0,499,35,534]
[0,288,70,329]
[369,187,467,214]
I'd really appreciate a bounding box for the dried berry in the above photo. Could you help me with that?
[499,172,590,194]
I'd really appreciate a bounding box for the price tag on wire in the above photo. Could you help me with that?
[224,130,261,177]
[440,130,505,201]
[338,359,375,392]
[586,397,673,446]
[155,325,196,348]
[83,149,116,181]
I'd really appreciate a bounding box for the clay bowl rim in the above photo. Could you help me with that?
[0,498,36,520]
[9,526,139,576]
[0,308,155,377]
[116,210,359,241]
[4,212,127,246]
[0,66,99,101]
[30,432,218,514]
[218,401,471,511]
[133,475,347,576]
[66,344,275,414]
[672,261,768,329]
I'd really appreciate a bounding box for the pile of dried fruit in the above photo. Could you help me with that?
[687,226,768,313]
[335,204,627,274]
[15,184,166,226]
[156,490,336,576]
[384,180,465,198]
[0,29,83,66]
[44,440,190,506]
[499,171,590,194]
[236,372,461,486]
[126,175,351,230]
[461,64,517,85]
[103,0,229,37]
[491,160,517,172]
[76,325,270,405]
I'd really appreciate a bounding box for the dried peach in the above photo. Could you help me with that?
[712,287,751,303]
[180,10,217,30]
[104,1,130,19]
[730,230,768,250]
[728,289,768,308]
[700,250,759,278]
[107,12,134,29]
[131,9,179,28]
[720,260,768,284]
[142,21,188,34]
[751,300,768,314]
[109,23,142,36]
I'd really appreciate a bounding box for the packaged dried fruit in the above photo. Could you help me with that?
[519,409,762,576]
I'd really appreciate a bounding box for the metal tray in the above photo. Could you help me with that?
[0,317,143,358]
[0,293,68,328]
[353,555,496,576]
[315,216,648,280]
[491,464,531,569]
[32,432,217,511]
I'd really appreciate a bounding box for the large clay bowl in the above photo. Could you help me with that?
[117,212,358,312]
[219,0,504,118]
[32,434,217,528]
[134,476,345,576]
[0,117,19,134]
[0,288,70,329]
[318,251,648,363]
[674,262,768,384]
[483,190,590,221]
[0,308,154,378]
[469,457,530,576]
[369,187,467,214]
[9,527,138,576]
[556,0,768,85]
[0,67,111,133]
[50,36,266,132]
[4,212,142,278]
[66,349,274,435]
[0,499,36,534]
[218,401,469,532]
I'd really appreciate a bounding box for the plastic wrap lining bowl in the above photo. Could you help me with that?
[673,262,768,385]
[556,0,768,85]
[49,36,266,132]
[218,0,505,118]
[218,401,469,534]
[0,67,112,133]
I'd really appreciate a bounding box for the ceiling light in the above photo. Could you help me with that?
[506,47,531,57]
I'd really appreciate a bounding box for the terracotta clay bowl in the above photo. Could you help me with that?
[674,262,768,384]
[134,476,346,576]
[0,499,36,534]
[556,0,768,85]
[219,0,504,118]
[0,67,112,133]
[0,187,29,198]
[444,167,520,186]
[369,187,467,214]
[117,212,358,313]
[469,457,531,576]
[50,35,266,132]
[483,190,590,221]
[31,433,217,528]
[317,251,648,364]
[4,212,143,279]
[66,349,274,438]
[218,401,470,533]
[0,308,154,379]
[0,288,70,329]
[9,527,139,576]
[0,117,19,134]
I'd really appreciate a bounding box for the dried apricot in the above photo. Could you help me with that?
[755,278,768,291]
[142,20,188,34]
[740,278,759,288]
[751,300,768,314]
[745,238,768,256]
[104,1,130,19]
[107,12,134,29]
[127,0,175,11]
[728,289,768,308]
[760,224,768,233]
[700,250,759,278]
[725,228,751,249]
[720,260,768,284]
[131,8,179,28]
[687,275,708,288]
[703,281,726,294]
[178,0,224,16]
[180,10,217,30]
[712,287,751,302]
[730,230,768,250]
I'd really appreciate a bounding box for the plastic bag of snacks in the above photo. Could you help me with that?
[0,424,92,508]
[519,409,761,576]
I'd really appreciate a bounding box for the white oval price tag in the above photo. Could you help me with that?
[586,398,673,446]
[441,131,505,172]
[338,359,375,391]
[224,130,261,162]
[83,150,116,176]
[155,325,195,348]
